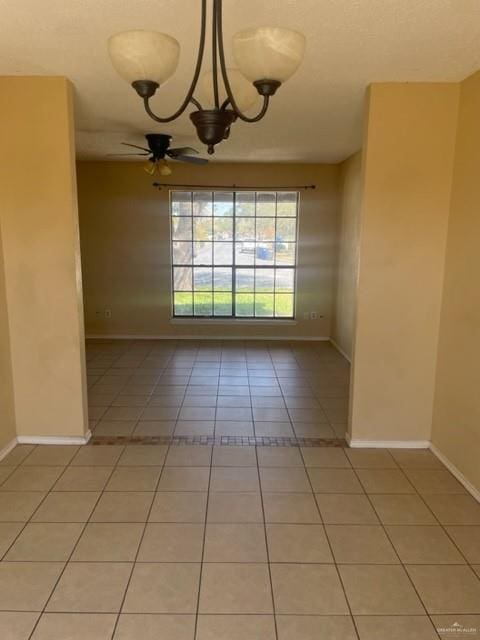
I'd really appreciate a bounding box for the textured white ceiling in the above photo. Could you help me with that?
[1,0,480,162]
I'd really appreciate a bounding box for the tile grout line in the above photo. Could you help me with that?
[407,475,479,569]
[95,341,189,438]
[298,444,362,640]
[91,346,154,437]
[0,445,115,567]
[128,343,168,438]
[24,449,115,640]
[192,414,214,640]
[253,347,279,640]
[347,457,442,639]
[174,347,196,442]
[377,457,480,581]
[107,339,176,638]
[108,430,172,639]
[0,446,71,566]
[89,347,134,433]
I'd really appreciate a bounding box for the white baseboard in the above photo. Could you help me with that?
[86,334,330,342]
[330,338,351,362]
[346,434,430,449]
[16,430,92,446]
[0,438,19,462]
[430,443,480,502]
[171,318,298,326]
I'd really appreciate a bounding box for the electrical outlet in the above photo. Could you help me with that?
[104,309,112,319]
[310,311,317,320]
[303,312,310,320]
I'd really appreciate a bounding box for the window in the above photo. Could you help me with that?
[171,191,298,319]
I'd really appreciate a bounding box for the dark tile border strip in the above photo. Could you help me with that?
[90,435,347,448]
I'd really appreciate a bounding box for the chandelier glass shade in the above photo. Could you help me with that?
[232,27,306,83]
[108,0,305,154]
[108,30,180,86]
[199,68,259,113]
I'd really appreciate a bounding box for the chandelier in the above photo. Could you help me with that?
[108,0,305,155]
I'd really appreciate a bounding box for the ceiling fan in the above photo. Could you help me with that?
[109,133,208,176]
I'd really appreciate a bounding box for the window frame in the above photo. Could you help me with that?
[169,190,299,320]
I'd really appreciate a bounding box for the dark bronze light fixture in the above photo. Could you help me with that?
[108,0,305,154]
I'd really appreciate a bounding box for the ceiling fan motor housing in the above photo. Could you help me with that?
[145,133,172,159]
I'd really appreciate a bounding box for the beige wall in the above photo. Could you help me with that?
[332,151,363,360]
[349,84,459,443]
[0,222,16,450]
[0,76,88,439]
[77,162,340,338]
[431,71,480,491]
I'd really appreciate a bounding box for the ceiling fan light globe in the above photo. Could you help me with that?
[232,26,305,83]
[159,161,172,176]
[108,30,180,85]
[199,68,258,112]
[143,161,156,175]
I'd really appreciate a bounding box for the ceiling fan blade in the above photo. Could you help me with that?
[167,146,199,157]
[107,152,151,156]
[121,142,151,152]
[173,155,209,165]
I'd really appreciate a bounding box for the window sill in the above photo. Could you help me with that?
[170,318,298,326]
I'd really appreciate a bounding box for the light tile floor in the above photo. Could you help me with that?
[0,440,479,639]
[85,339,349,441]
[0,339,478,639]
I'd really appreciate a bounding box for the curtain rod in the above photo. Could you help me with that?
[152,182,316,190]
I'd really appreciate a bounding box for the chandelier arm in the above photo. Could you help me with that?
[190,97,203,110]
[212,0,220,108]
[215,0,271,123]
[220,96,270,121]
[141,0,208,123]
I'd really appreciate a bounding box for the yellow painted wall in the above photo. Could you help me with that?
[77,162,340,338]
[0,222,16,450]
[0,77,88,439]
[431,71,480,492]
[349,84,459,443]
[332,151,363,360]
